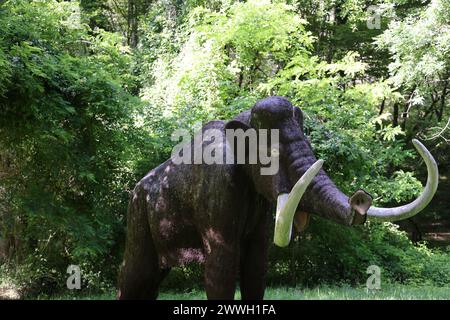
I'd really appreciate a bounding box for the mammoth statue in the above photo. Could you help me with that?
[118,96,438,300]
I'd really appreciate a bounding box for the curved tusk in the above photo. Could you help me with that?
[367,139,439,222]
[274,160,324,247]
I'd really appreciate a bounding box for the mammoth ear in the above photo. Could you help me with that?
[224,120,252,164]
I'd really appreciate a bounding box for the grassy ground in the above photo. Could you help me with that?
[34,284,450,300]
[161,285,450,300]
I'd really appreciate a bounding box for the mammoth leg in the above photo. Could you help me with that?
[240,210,269,300]
[204,232,240,300]
[118,192,167,300]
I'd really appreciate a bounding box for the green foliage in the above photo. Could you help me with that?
[139,0,314,128]
[0,0,145,294]
[376,0,450,92]
[267,218,450,287]
[375,0,450,154]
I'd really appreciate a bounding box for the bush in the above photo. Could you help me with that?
[0,0,145,295]
[266,217,450,287]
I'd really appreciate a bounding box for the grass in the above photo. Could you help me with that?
[160,285,450,300]
[36,284,450,300]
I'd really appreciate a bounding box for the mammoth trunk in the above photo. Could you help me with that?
[286,140,356,226]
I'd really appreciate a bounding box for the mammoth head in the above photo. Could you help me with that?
[227,97,439,247]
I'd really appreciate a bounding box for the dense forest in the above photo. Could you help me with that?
[0,0,449,298]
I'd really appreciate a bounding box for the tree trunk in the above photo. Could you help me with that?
[128,0,138,47]
[408,218,422,244]
[437,82,448,121]
[379,98,385,115]
[393,103,399,127]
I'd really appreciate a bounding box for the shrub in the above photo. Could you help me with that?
[266,218,450,287]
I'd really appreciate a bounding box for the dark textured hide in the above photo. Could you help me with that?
[118,96,371,300]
